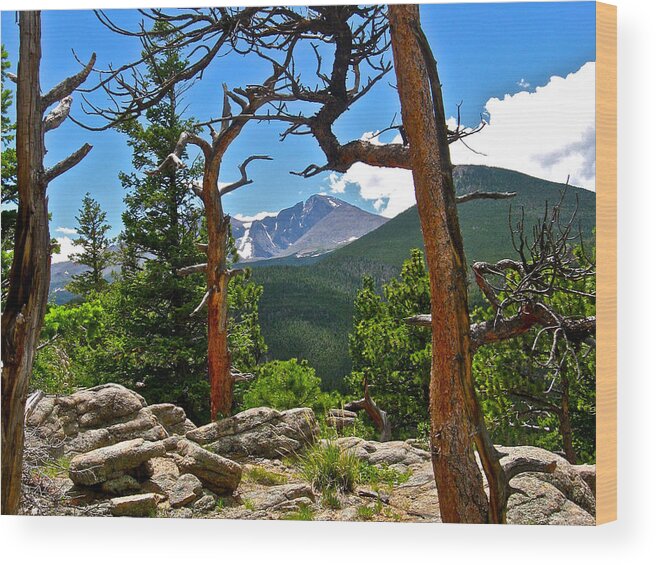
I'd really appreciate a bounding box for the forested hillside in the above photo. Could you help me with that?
[251,165,596,388]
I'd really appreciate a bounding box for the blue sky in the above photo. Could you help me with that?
[0,2,596,253]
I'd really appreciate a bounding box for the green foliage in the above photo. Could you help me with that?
[346,250,432,438]
[473,246,597,463]
[357,463,412,490]
[32,297,109,394]
[296,441,360,493]
[356,500,383,521]
[39,456,71,479]
[241,359,338,413]
[244,466,288,486]
[248,166,595,385]
[321,489,342,509]
[66,194,114,297]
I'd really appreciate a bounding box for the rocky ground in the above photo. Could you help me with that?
[21,383,596,525]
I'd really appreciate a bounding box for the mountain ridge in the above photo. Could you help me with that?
[232,194,388,261]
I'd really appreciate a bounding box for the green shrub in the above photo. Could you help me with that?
[242,359,338,413]
[297,441,360,493]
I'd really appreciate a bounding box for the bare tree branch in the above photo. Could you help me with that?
[41,52,96,110]
[176,263,207,276]
[43,96,72,132]
[219,155,272,196]
[44,143,92,183]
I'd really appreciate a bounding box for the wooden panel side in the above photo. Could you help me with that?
[595,1,617,526]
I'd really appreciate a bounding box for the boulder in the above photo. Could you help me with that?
[330,437,430,467]
[188,407,318,459]
[193,494,217,513]
[25,384,173,455]
[67,384,146,429]
[326,409,357,432]
[110,493,159,517]
[175,439,242,494]
[573,464,596,496]
[140,456,180,495]
[144,404,196,436]
[497,446,595,516]
[507,474,595,526]
[100,475,141,495]
[243,483,315,511]
[169,473,203,508]
[68,438,166,486]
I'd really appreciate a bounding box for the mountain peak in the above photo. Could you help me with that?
[232,194,386,261]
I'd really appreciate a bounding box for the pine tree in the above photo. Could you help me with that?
[90,29,266,423]
[66,193,114,296]
[347,249,432,438]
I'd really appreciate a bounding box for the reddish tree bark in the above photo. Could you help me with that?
[388,4,507,523]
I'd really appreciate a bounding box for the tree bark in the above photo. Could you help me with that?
[559,371,577,464]
[1,11,48,515]
[202,163,233,420]
[388,4,506,523]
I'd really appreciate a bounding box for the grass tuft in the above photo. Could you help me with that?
[281,503,315,521]
[297,441,360,493]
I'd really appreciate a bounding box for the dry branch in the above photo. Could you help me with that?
[44,143,93,183]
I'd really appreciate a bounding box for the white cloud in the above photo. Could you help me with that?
[233,211,278,223]
[327,132,415,218]
[52,236,82,264]
[517,78,530,89]
[55,226,77,235]
[449,62,596,190]
[326,62,595,217]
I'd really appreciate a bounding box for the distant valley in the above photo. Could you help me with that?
[49,165,596,389]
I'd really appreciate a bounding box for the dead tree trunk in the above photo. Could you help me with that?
[1,12,46,515]
[203,162,232,419]
[344,378,392,442]
[388,4,506,523]
[559,371,577,464]
[1,11,93,514]
[150,64,290,420]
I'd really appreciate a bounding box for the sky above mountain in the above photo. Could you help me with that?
[0,2,596,261]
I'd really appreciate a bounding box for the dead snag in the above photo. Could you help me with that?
[388,4,507,524]
[1,11,93,515]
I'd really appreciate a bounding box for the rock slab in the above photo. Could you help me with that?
[187,406,318,459]
[69,438,166,486]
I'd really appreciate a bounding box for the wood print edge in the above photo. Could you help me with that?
[595,0,617,526]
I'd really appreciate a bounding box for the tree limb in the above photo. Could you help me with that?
[456,191,516,204]
[147,131,212,175]
[405,310,596,351]
[41,52,96,110]
[176,263,207,276]
[219,155,272,196]
[43,96,73,132]
[44,143,93,183]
